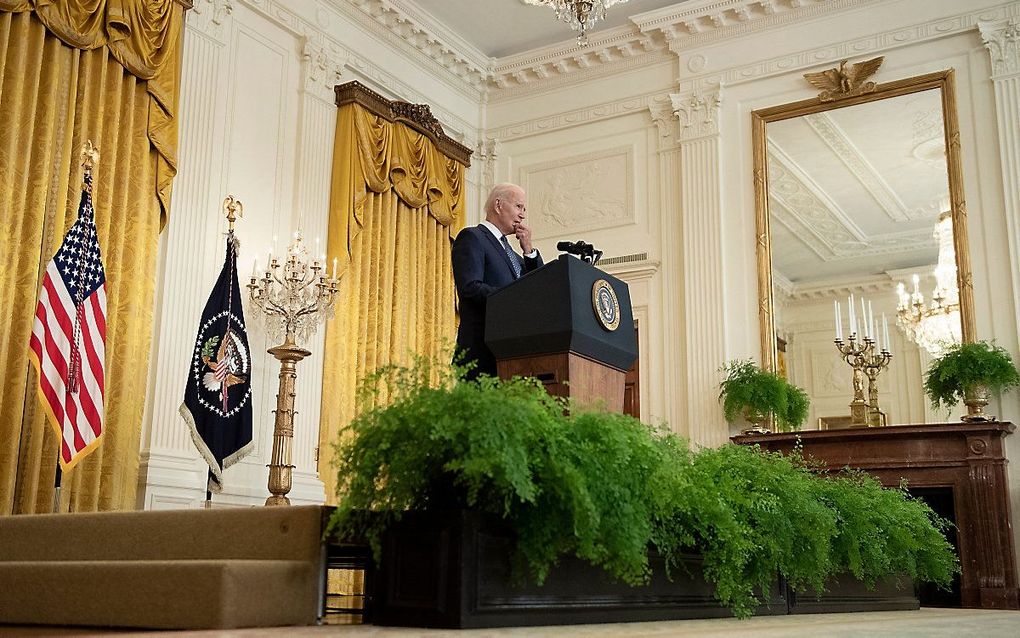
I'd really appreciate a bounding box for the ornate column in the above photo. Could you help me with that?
[979,19,1020,340]
[138,0,236,509]
[285,34,348,505]
[648,98,685,437]
[670,88,728,447]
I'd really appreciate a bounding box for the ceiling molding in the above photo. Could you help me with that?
[633,0,876,52]
[322,0,490,99]
[236,0,479,145]
[786,274,897,301]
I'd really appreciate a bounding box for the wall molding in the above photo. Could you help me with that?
[683,1,1020,93]
[489,90,671,141]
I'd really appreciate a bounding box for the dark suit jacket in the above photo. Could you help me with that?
[452,225,543,378]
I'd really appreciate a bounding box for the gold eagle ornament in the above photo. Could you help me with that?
[803,56,884,102]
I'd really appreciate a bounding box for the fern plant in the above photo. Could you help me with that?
[923,341,1020,409]
[327,357,957,618]
[719,359,810,432]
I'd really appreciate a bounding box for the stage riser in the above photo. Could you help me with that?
[0,506,330,629]
[0,560,318,629]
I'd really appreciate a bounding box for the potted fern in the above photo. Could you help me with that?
[719,359,810,434]
[923,341,1020,422]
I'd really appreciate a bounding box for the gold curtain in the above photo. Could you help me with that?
[320,102,466,502]
[0,0,183,514]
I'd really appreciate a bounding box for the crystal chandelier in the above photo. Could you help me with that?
[522,0,632,46]
[895,212,961,357]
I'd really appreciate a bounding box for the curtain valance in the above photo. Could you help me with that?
[0,0,184,226]
[331,81,471,275]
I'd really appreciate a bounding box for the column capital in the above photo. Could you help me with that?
[648,96,680,148]
[670,88,722,142]
[186,0,234,44]
[302,35,349,104]
[476,138,501,195]
[979,19,1020,79]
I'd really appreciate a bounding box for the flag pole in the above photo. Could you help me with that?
[51,141,101,514]
[52,465,62,513]
[205,469,214,508]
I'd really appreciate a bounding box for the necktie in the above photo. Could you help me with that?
[501,235,522,279]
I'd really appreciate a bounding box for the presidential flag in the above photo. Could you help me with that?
[28,172,107,471]
[180,234,253,492]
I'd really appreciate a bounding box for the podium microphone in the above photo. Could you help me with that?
[557,240,601,265]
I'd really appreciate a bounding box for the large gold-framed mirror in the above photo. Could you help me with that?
[752,67,975,427]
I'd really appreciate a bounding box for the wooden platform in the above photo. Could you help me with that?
[0,506,331,630]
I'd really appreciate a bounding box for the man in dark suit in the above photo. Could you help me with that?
[452,183,543,379]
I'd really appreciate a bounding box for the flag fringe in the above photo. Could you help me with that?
[179,403,227,492]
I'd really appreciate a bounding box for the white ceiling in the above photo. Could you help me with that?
[411,0,686,58]
[767,88,949,286]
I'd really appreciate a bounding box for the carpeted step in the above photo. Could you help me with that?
[0,505,327,563]
[0,559,320,629]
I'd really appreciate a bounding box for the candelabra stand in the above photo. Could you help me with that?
[248,231,339,506]
[862,347,892,427]
[834,334,873,427]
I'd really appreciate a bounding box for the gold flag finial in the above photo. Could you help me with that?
[222,195,243,231]
[80,140,99,173]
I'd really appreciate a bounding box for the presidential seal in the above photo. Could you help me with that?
[592,279,620,331]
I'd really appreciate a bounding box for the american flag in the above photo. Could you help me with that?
[28,172,107,471]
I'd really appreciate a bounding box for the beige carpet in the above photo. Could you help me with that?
[6,608,1017,637]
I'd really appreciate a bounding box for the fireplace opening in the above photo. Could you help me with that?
[908,486,962,607]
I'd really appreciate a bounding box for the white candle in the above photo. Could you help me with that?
[860,297,868,337]
[332,257,338,280]
[266,248,272,269]
[834,300,841,340]
[848,295,856,335]
[912,273,920,295]
[868,300,875,340]
[883,314,890,352]
[252,257,258,278]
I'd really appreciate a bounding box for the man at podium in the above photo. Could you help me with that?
[452,183,543,379]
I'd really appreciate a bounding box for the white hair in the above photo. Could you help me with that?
[484,183,523,216]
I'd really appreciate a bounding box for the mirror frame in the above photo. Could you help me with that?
[751,68,975,373]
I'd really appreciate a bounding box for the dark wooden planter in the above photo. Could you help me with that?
[369,510,916,629]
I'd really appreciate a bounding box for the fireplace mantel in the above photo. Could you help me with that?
[733,422,1017,610]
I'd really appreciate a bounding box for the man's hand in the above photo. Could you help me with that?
[514,221,534,255]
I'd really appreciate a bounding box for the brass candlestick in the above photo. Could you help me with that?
[862,346,892,427]
[248,229,339,506]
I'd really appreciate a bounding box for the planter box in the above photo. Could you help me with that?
[369,510,917,629]
[371,510,787,628]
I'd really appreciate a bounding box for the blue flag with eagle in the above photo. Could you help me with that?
[180,233,253,492]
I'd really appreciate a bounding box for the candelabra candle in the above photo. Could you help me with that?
[246,230,341,506]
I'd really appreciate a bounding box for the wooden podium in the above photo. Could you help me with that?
[485,255,638,413]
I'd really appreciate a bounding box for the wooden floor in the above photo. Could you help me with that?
[4,608,1019,637]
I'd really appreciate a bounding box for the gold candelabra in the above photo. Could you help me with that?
[834,295,893,427]
[247,227,339,506]
[835,334,873,426]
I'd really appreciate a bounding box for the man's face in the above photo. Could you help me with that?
[492,188,527,236]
